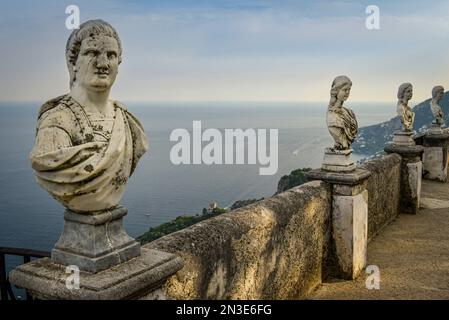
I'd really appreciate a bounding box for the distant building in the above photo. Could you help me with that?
[209,202,219,212]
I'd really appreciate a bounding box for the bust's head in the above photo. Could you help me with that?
[66,20,122,92]
[397,83,413,102]
[329,75,352,107]
[432,86,444,102]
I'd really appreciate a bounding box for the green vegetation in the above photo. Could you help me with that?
[137,207,227,244]
[276,168,312,194]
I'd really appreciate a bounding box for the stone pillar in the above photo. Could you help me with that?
[9,206,183,300]
[385,141,424,214]
[420,131,449,182]
[306,169,371,280]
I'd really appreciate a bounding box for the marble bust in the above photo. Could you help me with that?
[326,75,358,150]
[30,20,149,213]
[397,83,415,131]
[430,85,444,126]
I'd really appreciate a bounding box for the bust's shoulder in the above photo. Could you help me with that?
[112,100,129,112]
[113,100,146,132]
[37,95,77,128]
[113,100,138,119]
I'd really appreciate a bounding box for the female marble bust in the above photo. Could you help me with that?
[326,75,358,150]
[397,83,415,131]
[430,85,444,126]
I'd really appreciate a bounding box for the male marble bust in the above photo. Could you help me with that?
[30,20,149,212]
[11,19,182,286]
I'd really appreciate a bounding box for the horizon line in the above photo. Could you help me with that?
[0,99,400,105]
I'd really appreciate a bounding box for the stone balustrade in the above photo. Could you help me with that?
[10,139,447,300]
[142,153,406,299]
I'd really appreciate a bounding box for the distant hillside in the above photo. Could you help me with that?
[276,168,312,194]
[353,91,449,156]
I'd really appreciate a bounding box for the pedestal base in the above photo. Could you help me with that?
[384,143,424,214]
[322,148,356,172]
[9,248,183,300]
[421,131,449,182]
[306,168,371,280]
[52,206,140,273]
[392,130,415,146]
[428,123,444,135]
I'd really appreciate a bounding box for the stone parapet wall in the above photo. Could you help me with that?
[143,154,403,299]
[359,154,402,241]
[144,181,332,299]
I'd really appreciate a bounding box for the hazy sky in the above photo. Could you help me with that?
[0,0,448,103]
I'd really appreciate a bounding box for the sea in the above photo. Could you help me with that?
[0,101,395,286]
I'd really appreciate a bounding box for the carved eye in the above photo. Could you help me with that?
[85,50,97,57]
[107,52,117,59]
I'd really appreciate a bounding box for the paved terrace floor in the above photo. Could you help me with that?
[311,179,449,300]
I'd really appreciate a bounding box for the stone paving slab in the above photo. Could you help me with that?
[311,180,449,300]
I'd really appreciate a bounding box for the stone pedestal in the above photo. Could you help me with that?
[420,131,449,182]
[428,123,444,135]
[9,248,183,300]
[392,130,415,146]
[384,143,424,214]
[322,148,356,172]
[52,206,140,274]
[306,169,371,280]
[10,205,184,300]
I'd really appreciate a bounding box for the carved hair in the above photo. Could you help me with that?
[397,83,413,100]
[66,20,122,88]
[329,75,352,108]
[432,85,444,99]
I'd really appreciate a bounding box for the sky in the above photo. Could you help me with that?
[0,0,448,103]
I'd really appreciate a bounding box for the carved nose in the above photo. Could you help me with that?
[96,54,109,69]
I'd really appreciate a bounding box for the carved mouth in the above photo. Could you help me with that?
[95,71,109,76]
[95,73,109,79]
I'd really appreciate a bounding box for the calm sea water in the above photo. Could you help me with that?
[0,102,394,260]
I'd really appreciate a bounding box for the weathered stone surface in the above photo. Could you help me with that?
[392,130,415,145]
[332,190,368,279]
[306,168,371,280]
[423,131,449,146]
[422,147,447,182]
[384,144,424,214]
[384,143,424,157]
[428,123,444,134]
[420,132,449,182]
[359,154,401,241]
[407,161,422,213]
[52,206,140,273]
[306,168,371,186]
[322,148,356,172]
[144,181,332,300]
[9,248,183,300]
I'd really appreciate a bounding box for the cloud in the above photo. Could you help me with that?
[0,0,448,102]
